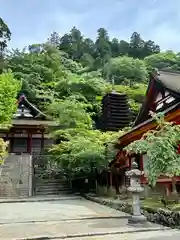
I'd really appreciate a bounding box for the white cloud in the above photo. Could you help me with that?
[2,0,180,51]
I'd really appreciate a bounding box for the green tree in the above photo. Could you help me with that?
[50,128,122,176]
[110,38,120,58]
[59,33,72,57]
[47,97,93,129]
[129,32,160,59]
[0,72,21,164]
[0,17,11,55]
[125,114,180,187]
[95,28,111,67]
[0,72,21,124]
[145,51,177,70]
[119,40,129,56]
[0,17,11,72]
[70,27,84,61]
[6,44,83,106]
[47,31,61,46]
[103,56,148,85]
[129,32,144,59]
[142,40,160,58]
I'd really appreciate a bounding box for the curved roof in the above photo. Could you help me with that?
[134,70,180,126]
[157,70,180,95]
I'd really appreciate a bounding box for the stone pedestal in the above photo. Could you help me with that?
[126,161,147,224]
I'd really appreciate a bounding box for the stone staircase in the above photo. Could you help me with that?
[0,154,31,198]
[34,178,69,196]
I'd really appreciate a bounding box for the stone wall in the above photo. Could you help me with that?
[0,153,32,197]
[85,194,180,228]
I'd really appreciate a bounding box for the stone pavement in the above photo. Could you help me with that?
[0,195,179,239]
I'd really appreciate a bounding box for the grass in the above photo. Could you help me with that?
[142,198,166,210]
[141,198,180,211]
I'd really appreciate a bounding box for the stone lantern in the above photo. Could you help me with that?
[126,161,147,224]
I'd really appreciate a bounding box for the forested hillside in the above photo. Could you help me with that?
[1,17,180,175]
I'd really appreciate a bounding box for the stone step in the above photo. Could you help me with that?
[35,178,67,183]
[35,186,68,191]
[35,179,67,182]
[35,182,68,187]
[35,183,67,188]
[35,190,69,196]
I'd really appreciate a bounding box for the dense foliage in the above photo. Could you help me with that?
[48,29,160,70]
[103,56,148,85]
[0,72,21,164]
[125,114,180,186]
[1,17,180,174]
[50,129,122,177]
[0,17,11,55]
[0,72,21,124]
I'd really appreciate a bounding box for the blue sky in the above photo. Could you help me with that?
[1,0,180,51]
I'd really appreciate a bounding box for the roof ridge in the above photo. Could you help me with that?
[159,69,180,75]
[17,94,49,119]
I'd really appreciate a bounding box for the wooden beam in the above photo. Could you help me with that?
[119,108,180,147]
[41,130,44,151]
[27,133,32,154]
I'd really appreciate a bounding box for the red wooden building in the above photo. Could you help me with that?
[110,70,180,191]
[0,94,56,154]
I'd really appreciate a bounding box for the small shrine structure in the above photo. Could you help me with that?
[0,94,56,154]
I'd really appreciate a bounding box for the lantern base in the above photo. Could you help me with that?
[128,214,147,224]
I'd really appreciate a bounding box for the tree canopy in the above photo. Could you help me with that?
[0,17,11,55]
[125,114,180,186]
[0,71,21,164]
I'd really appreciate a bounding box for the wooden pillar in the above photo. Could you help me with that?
[41,130,44,152]
[140,155,143,171]
[5,133,8,141]
[27,133,32,154]
[109,170,112,187]
[129,156,132,169]
[5,134,10,152]
[10,134,14,153]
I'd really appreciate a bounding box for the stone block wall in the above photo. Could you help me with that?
[0,153,32,197]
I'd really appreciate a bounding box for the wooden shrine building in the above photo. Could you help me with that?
[110,70,180,191]
[0,94,56,154]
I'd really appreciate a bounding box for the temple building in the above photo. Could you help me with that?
[0,94,56,154]
[110,70,180,192]
[0,95,59,198]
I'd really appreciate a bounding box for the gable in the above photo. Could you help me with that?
[13,94,47,120]
[155,90,176,111]
[135,70,180,126]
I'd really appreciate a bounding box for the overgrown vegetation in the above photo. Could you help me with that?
[1,17,180,176]
[0,72,21,163]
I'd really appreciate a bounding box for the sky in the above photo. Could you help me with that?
[1,0,180,51]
